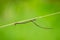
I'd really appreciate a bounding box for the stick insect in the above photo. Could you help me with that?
[14,19,52,29]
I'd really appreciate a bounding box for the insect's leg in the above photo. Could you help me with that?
[31,21,53,29]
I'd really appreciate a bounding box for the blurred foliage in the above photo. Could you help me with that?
[0,0,60,40]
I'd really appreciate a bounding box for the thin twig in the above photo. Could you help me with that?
[0,12,60,28]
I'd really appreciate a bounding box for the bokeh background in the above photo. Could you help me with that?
[0,0,60,40]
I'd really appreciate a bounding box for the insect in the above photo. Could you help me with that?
[14,18,52,29]
[14,19,36,25]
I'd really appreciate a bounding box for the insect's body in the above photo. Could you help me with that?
[15,19,36,25]
[15,18,52,29]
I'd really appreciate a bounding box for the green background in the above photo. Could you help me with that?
[0,0,60,40]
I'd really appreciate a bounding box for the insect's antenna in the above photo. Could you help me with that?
[31,21,53,29]
[14,19,36,25]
